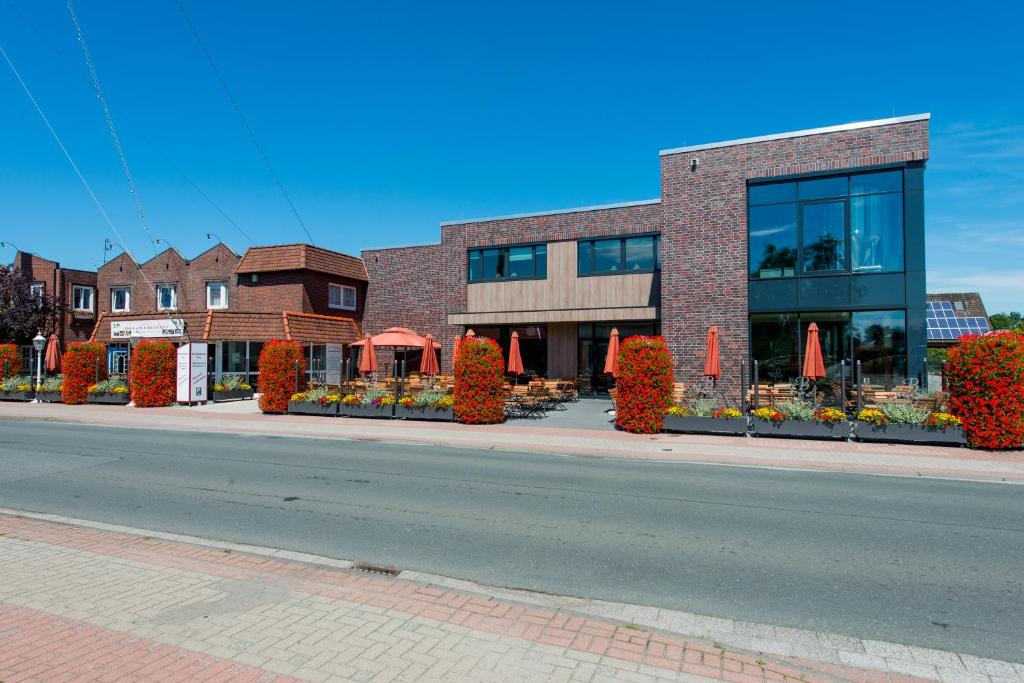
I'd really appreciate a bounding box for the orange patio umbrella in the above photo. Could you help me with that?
[603,328,620,378]
[464,329,476,339]
[350,327,440,349]
[703,326,721,380]
[419,333,439,375]
[802,323,826,380]
[44,333,61,373]
[507,331,525,375]
[358,333,378,374]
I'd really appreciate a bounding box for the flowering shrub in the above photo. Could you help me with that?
[62,342,106,405]
[398,396,414,407]
[374,394,395,407]
[714,408,743,419]
[753,407,784,422]
[946,330,1024,449]
[290,387,339,405]
[615,336,674,434]
[925,412,962,429]
[129,340,175,407]
[0,344,21,379]
[258,340,306,414]
[454,338,506,424]
[857,408,886,426]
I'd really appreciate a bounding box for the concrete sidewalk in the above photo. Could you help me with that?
[0,401,1021,483]
[8,511,1016,683]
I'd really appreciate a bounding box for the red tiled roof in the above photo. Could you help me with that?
[283,312,360,345]
[927,292,989,318]
[206,312,287,342]
[235,244,367,281]
[92,310,361,345]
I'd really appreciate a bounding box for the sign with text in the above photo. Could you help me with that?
[176,343,208,403]
[325,343,343,385]
[112,318,184,339]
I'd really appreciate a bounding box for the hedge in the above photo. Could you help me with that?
[62,342,107,405]
[0,344,21,379]
[946,330,1024,449]
[454,338,506,424]
[258,340,306,413]
[615,336,674,434]
[129,340,176,407]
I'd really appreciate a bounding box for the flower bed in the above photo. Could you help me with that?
[338,390,395,418]
[395,392,454,422]
[211,376,254,402]
[750,403,852,440]
[287,388,340,416]
[87,377,130,405]
[663,404,747,436]
[854,407,965,446]
[0,375,34,401]
[36,375,63,402]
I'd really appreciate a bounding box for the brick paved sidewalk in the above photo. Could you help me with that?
[0,513,969,683]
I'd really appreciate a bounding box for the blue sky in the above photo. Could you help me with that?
[1,1,1021,312]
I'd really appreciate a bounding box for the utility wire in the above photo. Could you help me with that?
[175,0,315,245]
[1,0,256,246]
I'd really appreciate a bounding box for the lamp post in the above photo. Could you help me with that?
[32,332,45,402]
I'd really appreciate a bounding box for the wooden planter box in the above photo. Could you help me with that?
[87,393,130,405]
[855,423,966,446]
[37,391,62,403]
[663,415,749,436]
[338,403,395,419]
[394,405,454,422]
[0,390,35,402]
[752,419,852,440]
[211,389,254,402]
[287,401,338,417]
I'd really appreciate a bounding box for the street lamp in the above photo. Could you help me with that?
[32,332,45,400]
[1,240,22,252]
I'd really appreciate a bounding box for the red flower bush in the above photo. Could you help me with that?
[615,336,674,434]
[454,338,506,424]
[62,342,106,405]
[129,340,176,407]
[946,330,1024,449]
[258,340,306,413]
[0,343,21,379]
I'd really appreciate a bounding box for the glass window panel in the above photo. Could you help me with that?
[654,235,661,270]
[802,201,846,272]
[852,310,907,389]
[624,236,655,271]
[508,246,534,279]
[221,341,246,373]
[749,204,797,278]
[247,342,263,374]
[748,182,796,205]
[750,313,799,384]
[577,242,593,274]
[593,239,622,273]
[851,193,903,273]
[801,312,850,382]
[342,286,356,308]
[799,176,848,200]
[481,249,504,279]
[467,251,481,282]
[534,244,547,278]
[850,170,902,195]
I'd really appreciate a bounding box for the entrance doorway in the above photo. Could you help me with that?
[577,322,658,393]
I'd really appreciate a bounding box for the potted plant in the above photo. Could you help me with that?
[37,375,63,403]
[287,388,340,416]
[751,401,852,440]
[855,404,966,446]
[338,388,395,418]
[662,398,748,436]
[211,375,254,402]
[395,391,455,421]
[0,375,35,401]
[87,377,130,405]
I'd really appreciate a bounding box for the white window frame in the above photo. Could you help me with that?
[329,283,357,311]
[30,283,44,299]
[72,285,94,312]
[110,287,130,313]
[206,282,228,310]
[156,283,178,311]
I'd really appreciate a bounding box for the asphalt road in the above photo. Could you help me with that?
[1,420,1021,662]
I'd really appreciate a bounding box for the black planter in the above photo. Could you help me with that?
[37,391,62,403]
[338,403,395,419]
[663,415,749,436]
[0,390,35,402]
[751,419,852,440]
[87,393,130,405]
[394,405,454,422]
[287,401,339,416]
[211,388,254,402]
[855,423,966,446]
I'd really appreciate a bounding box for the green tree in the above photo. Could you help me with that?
[989,312,1023,330]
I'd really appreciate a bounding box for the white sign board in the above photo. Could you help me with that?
[176,343,208,403]
[112,318,184,339]
[325,343,343,385]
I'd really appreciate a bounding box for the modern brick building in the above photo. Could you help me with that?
[363,114,930,394]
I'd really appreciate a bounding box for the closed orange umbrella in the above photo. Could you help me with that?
[703,326,721,380]
[603,328,620,377]
[44,333,61,373]
[358,333,378,374]
[802,323,826,380]
[419,333,439,375]
[465,329,476,339]
[507,331,525,375]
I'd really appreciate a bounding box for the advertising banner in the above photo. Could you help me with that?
[176,343,208,403]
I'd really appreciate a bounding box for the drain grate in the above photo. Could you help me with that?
[353,562,401,577]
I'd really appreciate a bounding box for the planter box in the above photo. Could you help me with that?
[663,415,748,436]
[752,419,852,440]
[395,405,454,422]
[37,391,62,403]
[287,401,338,417]
[0,390,35,402]
[87,393,130,405]
[338,403,395,419]
[211,389,254,402]
[855,423,966,446]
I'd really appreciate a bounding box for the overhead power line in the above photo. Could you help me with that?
[175,0,316,245]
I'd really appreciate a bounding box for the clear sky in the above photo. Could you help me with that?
[1,1,1021,312]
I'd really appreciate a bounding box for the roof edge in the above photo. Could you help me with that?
[440,199,661,227]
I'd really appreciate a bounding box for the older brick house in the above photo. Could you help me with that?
[363,114,930,395]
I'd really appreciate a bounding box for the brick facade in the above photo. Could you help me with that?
[10,252,97,349]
